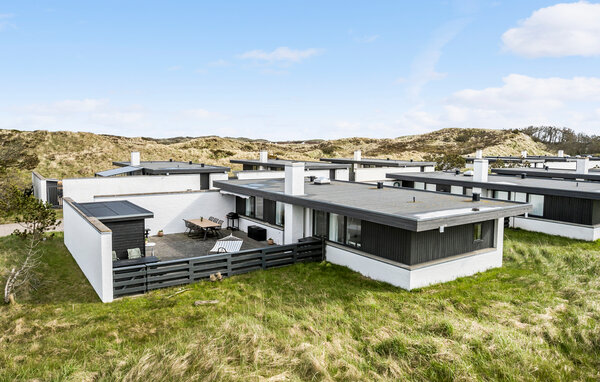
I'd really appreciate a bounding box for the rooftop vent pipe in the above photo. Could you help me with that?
[201,163,205,168]
[520,173,527,179]
[472,193,481,202]
[189,161,192,164]
[377,182,384,189]
[455,170,461,175]
[169,158,173,162]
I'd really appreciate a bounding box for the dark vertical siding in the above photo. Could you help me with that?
[593,200,600,225]
[200,174,210,190]
[46,180,59,207]
[104,219,146,260]
[409,220,494,264]
[401,180,415,188]
[543,195,593,225]
[235,197,246,215]
[361,221,412,264]
[263,199,276,225]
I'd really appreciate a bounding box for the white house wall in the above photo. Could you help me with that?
[325,217,505,290]
[234,169,348,181]
[354,166,432,182]
[63,199,113,303]
[95,191,235,236]
[238,217,284,245]
[63,174,207,202]
[511,216,600,241]
[31,172,47,203]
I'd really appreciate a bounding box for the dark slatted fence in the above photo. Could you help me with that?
[113,238,324,298]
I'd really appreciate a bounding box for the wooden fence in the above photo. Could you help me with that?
[113,238,324,298]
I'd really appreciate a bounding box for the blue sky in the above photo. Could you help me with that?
[1,1,599,139]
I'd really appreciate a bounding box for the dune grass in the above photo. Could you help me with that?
[0,230,599,381]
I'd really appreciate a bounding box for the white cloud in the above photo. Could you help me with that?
[207,59,231,67]
[401,18,470,98]
[238,47,321,63]
[167,65,182,71]
[0,13,15,31]
[182,108,226,120]
[354,34,379,43]
[502,1,600,58]
[398,74,600,134]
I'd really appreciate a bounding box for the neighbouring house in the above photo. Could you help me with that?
[62,156,530,302]
[465,150,600,170]
[491,165,600,182]
[319,150,436,182]
[32,171,62,207]
[387,157,600,241]
[214,162,531,291]
[230,151,351,181]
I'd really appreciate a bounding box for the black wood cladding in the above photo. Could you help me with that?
[542,195,596,225]
[104,219,146,260]
[361,219,495,266]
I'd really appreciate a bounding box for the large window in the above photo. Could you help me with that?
[255,197,264,220]
[275,202,285,226]
[493,190,510,200]
[313,210,362,249]
[245,196,255,218]
[346,217,362,248]
[328,213,345,243]
[313,210,328,238]
[511,192,527,203]
[529,194,545,217]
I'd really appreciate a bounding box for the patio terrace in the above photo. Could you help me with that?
[147,229,267,261]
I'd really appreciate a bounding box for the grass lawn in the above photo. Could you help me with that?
[1,230,599,381]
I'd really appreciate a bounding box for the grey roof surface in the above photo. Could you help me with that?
[214,178,531,231]
[465,155,600,163]
[95,166,141,177]
[386,171,600,200]
[230,159,350,170]
[111,160,230,174]
[491,167,600,181]
[74,200,154,222]
[320,157,436,167]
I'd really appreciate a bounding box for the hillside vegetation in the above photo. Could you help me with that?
[0,128,551,181]
[0,230,599,381]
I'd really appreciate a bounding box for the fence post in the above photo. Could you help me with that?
[261,248,266,269]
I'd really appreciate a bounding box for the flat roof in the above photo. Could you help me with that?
[491,167,600,182]
[214,178,531,232]
[230,159,350,170]
[465,155,600,163]
[386,171,600,200]
[320,157,436,167]
[111,160,230,174]
[74,200,154,222]
[96,166,141,177]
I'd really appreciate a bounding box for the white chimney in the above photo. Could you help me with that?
[472,159,488,196]
[558,150,564,157]
[285,162,305,195]
[475,149,482,159]
[521,151,527,158]
[353,150,362,162]
[259,151,268,163]
[473,159,488,183]
[130,152,141,166]
[576,158,589,174]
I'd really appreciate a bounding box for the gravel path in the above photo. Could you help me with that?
[0,220,63,237]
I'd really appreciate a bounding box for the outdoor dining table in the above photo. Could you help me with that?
[186,219,221,241]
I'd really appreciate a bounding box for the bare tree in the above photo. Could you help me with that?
[2,185,57,304]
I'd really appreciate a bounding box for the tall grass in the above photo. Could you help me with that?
[0,229,598,381]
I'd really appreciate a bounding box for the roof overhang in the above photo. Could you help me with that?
[214,180,531,232]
